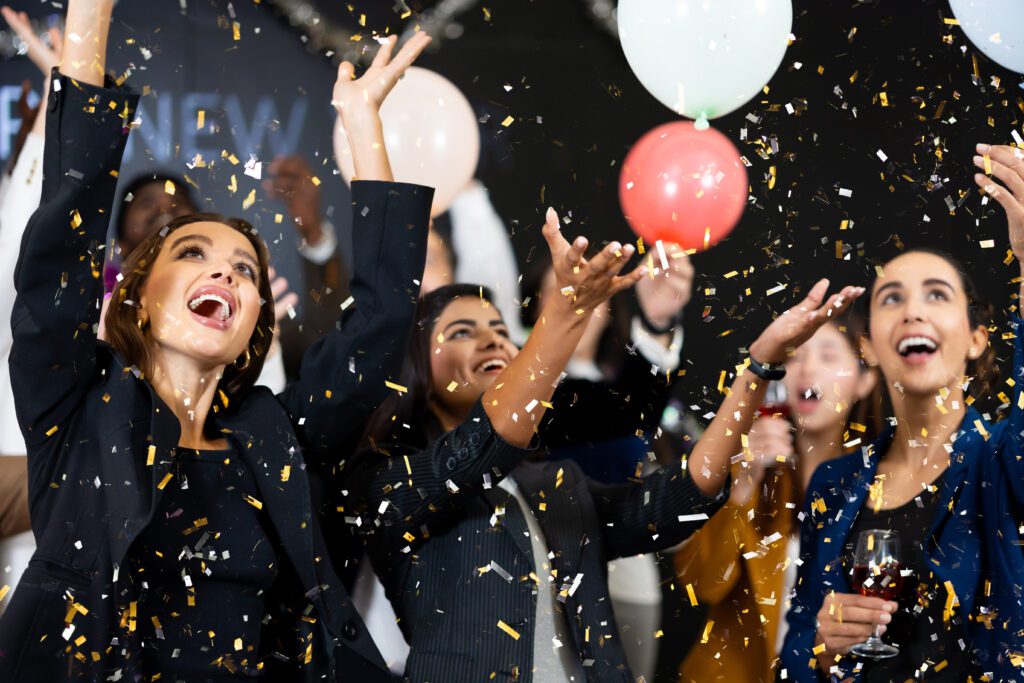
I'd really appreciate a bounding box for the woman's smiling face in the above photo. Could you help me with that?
[863,251,988,399]
[139,221,263,369]
[428,296,519,417]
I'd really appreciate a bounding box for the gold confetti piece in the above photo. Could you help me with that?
[403,532,415,542]
[942,581,957,621]
[700,619,714,643]
[879,91,889,107]
[232,21,241,41]
[0,585,9,602]
[686,583,698,606]
[404,455,412,476]
[555,468,564,488]
[157,473,173,490]
[325,390,332,399]
[45,425,59,437]
[446,381,458,392]
[147,445,156,466]
[70,210,82,229]
[244,495,263,510]
[497,620,520,640]
[234,638,243,651]
[280,465,291,482]
[386,381,408,394]
[164,180,176,196]
[197,110,205,130]
[812,642,827,655]
[274,213,283,224]
[228,175,238,195]
[500,115,514,127]
[943,17,960,25]
[311,176,322,186]
[242,189,256,210]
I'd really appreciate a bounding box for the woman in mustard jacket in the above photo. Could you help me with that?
[675,313,880,682]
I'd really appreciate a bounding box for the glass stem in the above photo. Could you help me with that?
[872,623,884,641]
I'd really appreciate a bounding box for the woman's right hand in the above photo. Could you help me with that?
[814,591,896,663]
[331,32,432,124]
[748,279,864,365]
[541,207,645,315]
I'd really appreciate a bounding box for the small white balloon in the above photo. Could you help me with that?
[950,0,1024,74]
[617,0,793,120]
[334,67,480,217]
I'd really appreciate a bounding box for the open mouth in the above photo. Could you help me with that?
[474,358,509,375]
[795,387,821,414]
[187,286,236,330]
[897,335,938,363]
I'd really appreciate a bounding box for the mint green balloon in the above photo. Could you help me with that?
[618,0,793,120]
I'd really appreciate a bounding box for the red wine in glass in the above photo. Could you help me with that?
[852,561,904,602]
[758,380,790,418]
[850,529,901,659]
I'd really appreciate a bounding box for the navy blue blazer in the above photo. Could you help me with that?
[0,72,431,681]
[779,319,1024,681]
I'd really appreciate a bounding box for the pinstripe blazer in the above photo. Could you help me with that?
[347,407,728,682]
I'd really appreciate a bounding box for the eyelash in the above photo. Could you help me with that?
[174,242,258,282]
[447,327,510,340]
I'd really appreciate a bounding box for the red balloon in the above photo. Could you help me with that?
[619,122,748,252]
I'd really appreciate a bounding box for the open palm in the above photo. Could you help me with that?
[331,32,431,118]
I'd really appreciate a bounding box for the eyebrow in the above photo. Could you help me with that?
[442,318,507,333]
[875,278,955,299]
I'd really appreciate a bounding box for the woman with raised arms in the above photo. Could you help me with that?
[345,224,861,681]
[0,0,434,680]
[779,148,1024,681]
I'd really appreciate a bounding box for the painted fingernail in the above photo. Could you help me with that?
[609,241,621,252]
[973,155,983,166]
[879,612,892,624]
[977,143,990,153]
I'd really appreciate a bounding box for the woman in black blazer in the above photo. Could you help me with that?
[348,236,863,679]
[0,1,432,680]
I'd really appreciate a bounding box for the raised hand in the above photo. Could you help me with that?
[267,266,299,331]
[748,279,864,365]
[974,144,1024,262]
[332,32,431,183]
[636,242,694,328]
[331,32,432,121]
[1,7,63,75]
[263,155,324,246]
[541,207,645,314]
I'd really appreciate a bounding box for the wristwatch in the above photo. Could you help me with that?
[747,354,786,380]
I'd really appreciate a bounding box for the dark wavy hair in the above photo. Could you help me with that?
[363,283,498,451]
[115,172,198,241]
[864,247,999,401]
[104,213,276,399]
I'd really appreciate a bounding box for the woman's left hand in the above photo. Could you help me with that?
[331,32,432,123]
[973,144,1024,262]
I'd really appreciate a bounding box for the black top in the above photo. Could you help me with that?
[133,448,280,680]
[843,471,980,680]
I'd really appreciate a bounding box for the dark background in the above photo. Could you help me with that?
[2,0,1021,417]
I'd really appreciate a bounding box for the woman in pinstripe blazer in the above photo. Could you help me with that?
[347,256,863,679]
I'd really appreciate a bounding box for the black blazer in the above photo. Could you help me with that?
[347,401,727,683]
[0,73,431,682]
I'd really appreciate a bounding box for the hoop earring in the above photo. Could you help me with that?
[233,347,252,372]
[137,313,148,331]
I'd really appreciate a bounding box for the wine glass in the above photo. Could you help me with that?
[850,529,902,659]
[758,380,790,418]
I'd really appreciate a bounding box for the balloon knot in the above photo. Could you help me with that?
[694,114,710,131]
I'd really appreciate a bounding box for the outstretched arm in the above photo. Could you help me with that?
[10,0,137,445]
[973,143,1024,503]
[60,0,112,86]
[686,280,863,496]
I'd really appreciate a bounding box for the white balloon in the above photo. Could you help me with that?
[617,0,793,120]
[950,0,1024,74]
[334,67,480,217]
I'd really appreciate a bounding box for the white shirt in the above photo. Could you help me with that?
[498,474,584,682]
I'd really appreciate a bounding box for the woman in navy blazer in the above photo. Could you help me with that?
[780,151,1024,681]
[0,1,433,679]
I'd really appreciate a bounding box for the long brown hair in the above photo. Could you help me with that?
[103,213,276,398]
